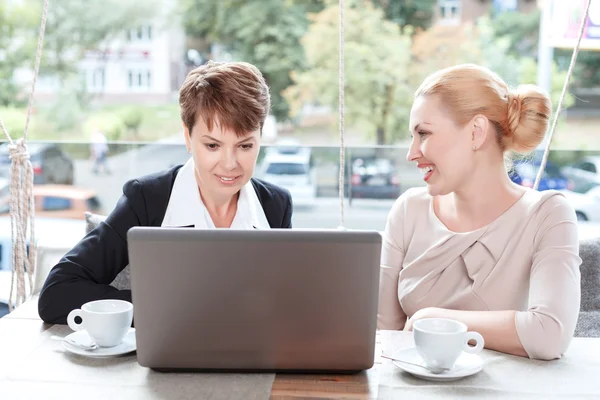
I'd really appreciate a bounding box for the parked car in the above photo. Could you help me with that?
[260,140,316,208]
[559,188,600,222]
[349,157,401,200]
[0,143,74,185]
[509,159,574,191]
[560,156,600,194]
[0,185,102,220]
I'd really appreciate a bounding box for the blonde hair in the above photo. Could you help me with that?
[415,64,551,153]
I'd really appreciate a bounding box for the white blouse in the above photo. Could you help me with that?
[161,158,270,229]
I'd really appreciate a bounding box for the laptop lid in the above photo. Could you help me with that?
[127,227,381,372]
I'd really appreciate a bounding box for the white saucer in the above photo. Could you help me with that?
[391,347,483,382]
[61,328,136,358]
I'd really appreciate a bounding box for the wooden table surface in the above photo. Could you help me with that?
[3,297,599,400]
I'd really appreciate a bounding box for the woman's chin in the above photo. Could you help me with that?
[425,183,450,197]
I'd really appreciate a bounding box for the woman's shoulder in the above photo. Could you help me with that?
[388,186,430,219]
[117,165,184,225]
[124,164,183,194]
[522,189,577,222]
[250,177,292,204]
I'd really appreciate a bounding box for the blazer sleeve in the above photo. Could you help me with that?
[38,179,147,324]
[282,191,293,228]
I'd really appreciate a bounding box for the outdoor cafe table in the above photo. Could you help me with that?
[1,297,599,399]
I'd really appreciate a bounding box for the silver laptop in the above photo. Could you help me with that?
[127,227,381,372]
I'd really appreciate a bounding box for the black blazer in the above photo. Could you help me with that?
[38,165,293,324]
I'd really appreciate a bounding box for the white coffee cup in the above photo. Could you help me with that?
[67,300,133,347]
[413,318,484,373]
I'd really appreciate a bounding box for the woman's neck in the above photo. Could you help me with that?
[200,189,239,228]
[435,162,526,232]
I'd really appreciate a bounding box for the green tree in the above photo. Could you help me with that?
[0,2,38,107]
[489,9,600,89]
[120,106,144,138]
[409,23,481,86]
[489,9,541,58]
[181,0,323,121]
[478,16,574,109]
[284,2,413,145]
[372,0,437,31]
[409,17,573,130]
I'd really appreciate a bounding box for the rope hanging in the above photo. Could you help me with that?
[534,0,591,190]
[338,0,346,229]
[0,0,50,311]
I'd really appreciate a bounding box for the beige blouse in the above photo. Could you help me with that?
[379,187,582,360]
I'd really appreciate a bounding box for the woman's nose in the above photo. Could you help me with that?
[406,138,421,162]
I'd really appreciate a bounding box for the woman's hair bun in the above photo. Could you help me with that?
[504,85,551,154]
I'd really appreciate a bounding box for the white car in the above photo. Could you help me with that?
[561,156,600,193]
[260,142,316,208]
[559,188,600,222]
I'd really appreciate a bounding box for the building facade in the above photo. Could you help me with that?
[436,0,538,25]
[22,14,187,105]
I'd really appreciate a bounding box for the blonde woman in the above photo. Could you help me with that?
[378,64,581,360]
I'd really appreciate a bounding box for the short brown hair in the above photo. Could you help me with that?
[179,60,271,137]
[416,64,551,154]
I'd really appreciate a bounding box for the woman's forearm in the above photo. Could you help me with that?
[413,308,529,357]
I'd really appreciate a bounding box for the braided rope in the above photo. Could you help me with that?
[534,0,591,190]
[338,0,345,229]
[0,0,49,310]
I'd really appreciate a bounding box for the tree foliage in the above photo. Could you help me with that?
[489,9,600,89]
[0,2,38,107]
[181,0,322,120]
[372,0,437,31]
[284,2,413,145]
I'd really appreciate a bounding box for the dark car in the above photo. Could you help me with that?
[0,143,74,185]
[509,159,573,191]
[349,157,401,200]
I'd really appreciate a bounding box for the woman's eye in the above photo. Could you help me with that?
[241,144,254,150]
[418,131,429,138]
[205,143,219,150]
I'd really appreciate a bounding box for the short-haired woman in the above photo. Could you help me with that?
[39,61,293,324]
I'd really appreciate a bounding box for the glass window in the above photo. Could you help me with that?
[265,163,308,175]
[579,162,597,173]
[438,0,460,21]
[44,148,60,158]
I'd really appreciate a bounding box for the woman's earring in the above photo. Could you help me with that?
[187,148,191,154]
[472,145,477,151]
